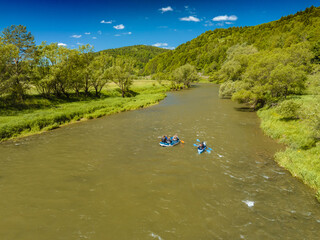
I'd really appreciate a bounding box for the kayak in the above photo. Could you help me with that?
[159,139,180,147]
[198,142,207,154]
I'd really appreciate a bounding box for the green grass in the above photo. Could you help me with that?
[275,145,320,196]
[0,80,170,141]
[258,106,316,149]
[258,92,320,200]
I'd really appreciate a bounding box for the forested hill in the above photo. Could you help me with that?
[99,45,169,70]
[144,6,320,75]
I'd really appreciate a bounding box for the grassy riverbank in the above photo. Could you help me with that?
[257,72,320,199]
[0,80,170,142]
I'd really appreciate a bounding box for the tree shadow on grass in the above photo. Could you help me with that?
[0,92,116,116]
[279,117,299,122]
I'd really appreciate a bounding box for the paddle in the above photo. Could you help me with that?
[195,139,212,153]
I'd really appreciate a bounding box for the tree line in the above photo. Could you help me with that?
[145,6,320,76]
[0,25,158,104]
[0,25,200,105]
[144,6,320,108]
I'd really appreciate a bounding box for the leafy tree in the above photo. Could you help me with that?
[108,59,134,97]
[171,64,199,89]
[50,47,74,98]
[78,44,94,96]
[88,54,113,96]
[0,40,19,96]
[312,40,320,63]
[219,80,250,99]
[269,64,306,99]
[33,42,72,98]
[1,25,36,101]
[33,42,60,97]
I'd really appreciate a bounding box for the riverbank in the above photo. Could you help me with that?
[0,80,170,142]
[258,93,320,200]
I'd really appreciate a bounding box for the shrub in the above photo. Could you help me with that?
[276,100,301,119]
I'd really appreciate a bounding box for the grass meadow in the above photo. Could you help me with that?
[0,80,170,141]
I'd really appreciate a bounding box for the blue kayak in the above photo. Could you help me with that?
[197,142,207,154]
[159,139,180,147]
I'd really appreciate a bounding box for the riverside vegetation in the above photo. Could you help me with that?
[0,25,198,141]
[1,6,320,199]
[144,6,320,200]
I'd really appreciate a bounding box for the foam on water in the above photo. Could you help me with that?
[242,200,255,208]
[150,232,163,240]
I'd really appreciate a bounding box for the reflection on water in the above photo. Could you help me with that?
[0,84,319,239]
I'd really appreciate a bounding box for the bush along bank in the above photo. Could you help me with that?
[257,94,320,200]
[0,84,170,142]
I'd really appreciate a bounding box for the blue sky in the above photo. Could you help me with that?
[0,0,319,51]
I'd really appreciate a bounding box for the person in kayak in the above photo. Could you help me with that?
[172,134,179,141]
[161,135,168,143]
[198,142,205,150]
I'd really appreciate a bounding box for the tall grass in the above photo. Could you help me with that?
[258,92,320,200]
[0,81,169,141]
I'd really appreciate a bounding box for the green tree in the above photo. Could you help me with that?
[1,25,36,101]
[50,47,74,98]
[33,42,59,97]
[171,64,199,89]
[312,40,320,63]
[0,40,19,98]
[269,64,306,99]
[88,54,113,96]
[78,44,94,96]
[33,42,73,98]
[108,59,134,97]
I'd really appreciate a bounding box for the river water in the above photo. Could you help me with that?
[0,84,320,239]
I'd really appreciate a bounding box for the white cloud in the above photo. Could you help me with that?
[179,16,200,22]
[71,35,82,38]
[204,20,214,27]
[225,22,234,25]
[113,24,125,30]
[92,37,97,39]
[76,42,83,45]
[159,6,173,13]
[184,5,196,14]
[115,32,132,37]
[163,47,175,50]
[97,30,102,35]
[58,43,67,47]
[212,15,238,21]
[101,20,113,24]
[84,32,91,35]
[153,43,168,47]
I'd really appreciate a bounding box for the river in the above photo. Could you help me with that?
[0,84,319,239]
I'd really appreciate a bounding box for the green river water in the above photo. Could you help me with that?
[0,84,320,239]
